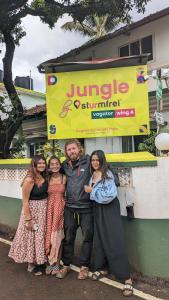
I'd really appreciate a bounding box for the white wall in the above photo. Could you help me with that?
[0,85,45,110]
[84,137,122,154]
[17,92,45,109]
[0,180,22,199]
[1,157,169,219]
[118,157,169,219]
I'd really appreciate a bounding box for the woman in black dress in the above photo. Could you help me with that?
[85,150,133,297]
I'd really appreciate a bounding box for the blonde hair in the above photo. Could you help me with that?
[64,139,84,160]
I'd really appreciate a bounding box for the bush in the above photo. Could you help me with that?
[36,141,64,159]
[138,131,157,155]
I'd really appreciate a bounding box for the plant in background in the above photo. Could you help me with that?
[36,141,64,159]
[9,127,26,158]
[138,131,157,155]
[9,138,26,158]
[61,14,123,40]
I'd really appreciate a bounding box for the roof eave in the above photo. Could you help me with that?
[38,54,149,74]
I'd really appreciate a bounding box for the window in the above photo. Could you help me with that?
[29,141,46,158]
[141,35,153,61]
[119,45,129,57]
[122,136,133,153]
[130,41,140,55]
[29,143,35,158]
[119,35,153,61]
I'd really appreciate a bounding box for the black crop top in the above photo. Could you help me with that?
[29,181,48,200]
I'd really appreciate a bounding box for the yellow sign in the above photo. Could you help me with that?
[46,65,149,139]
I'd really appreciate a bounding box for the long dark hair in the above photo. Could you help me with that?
[48,156,61,181]
[22,155,48,185]
[90,150,109,180]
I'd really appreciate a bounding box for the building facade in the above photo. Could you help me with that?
[38,7,169,154]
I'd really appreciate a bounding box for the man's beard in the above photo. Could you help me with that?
[69,153,79,161]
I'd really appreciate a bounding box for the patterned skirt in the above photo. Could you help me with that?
[8,199,47,265]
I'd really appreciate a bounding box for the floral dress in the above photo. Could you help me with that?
[45,180,65,265]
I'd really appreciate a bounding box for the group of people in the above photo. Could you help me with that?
[9,139,133,297]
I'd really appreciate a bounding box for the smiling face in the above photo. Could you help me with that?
[66,143,80,161]
[36,159,46,173]
[91,154,100,171]
[49,158,61,174]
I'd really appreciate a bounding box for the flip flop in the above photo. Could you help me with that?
[91,270,108,281]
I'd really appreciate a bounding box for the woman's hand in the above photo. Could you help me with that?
[84,185,92,193]
[25,220,34,231]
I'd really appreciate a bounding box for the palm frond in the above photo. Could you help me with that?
[61,21,96,37]
[61,12,122,39]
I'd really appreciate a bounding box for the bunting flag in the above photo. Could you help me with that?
[156,75,163,102]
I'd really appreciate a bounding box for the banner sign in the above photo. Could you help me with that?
[46,65,149,139]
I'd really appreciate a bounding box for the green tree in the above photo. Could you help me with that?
[61,14,121,39]
[0,0,151,158]
[36,140,64,159]
[0,94,26,157]
[138,131,157,155]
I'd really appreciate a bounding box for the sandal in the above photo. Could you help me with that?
[122,283,133,297]
[55,265,70,279]
[77,266,89,280]
[51,264,61,275]
[45,265,54,275]
[34,264,45,276]
[27,263,35,273]
[91,270,108,281]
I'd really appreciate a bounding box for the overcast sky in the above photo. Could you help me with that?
[0,0,169,93]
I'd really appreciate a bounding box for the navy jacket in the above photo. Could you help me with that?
[62,154,92,209]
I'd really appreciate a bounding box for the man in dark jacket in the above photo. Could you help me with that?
[56,139,93,280]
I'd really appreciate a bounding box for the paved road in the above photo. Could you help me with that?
[0,242,141,300]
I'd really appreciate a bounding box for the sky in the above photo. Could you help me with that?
[1,0,169,93]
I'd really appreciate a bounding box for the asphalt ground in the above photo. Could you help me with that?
[0,241,144,300]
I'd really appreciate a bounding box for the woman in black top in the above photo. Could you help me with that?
[9,155,48,275]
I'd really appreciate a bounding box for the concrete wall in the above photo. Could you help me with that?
[0,158,169,278]
[0,196,21,229]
